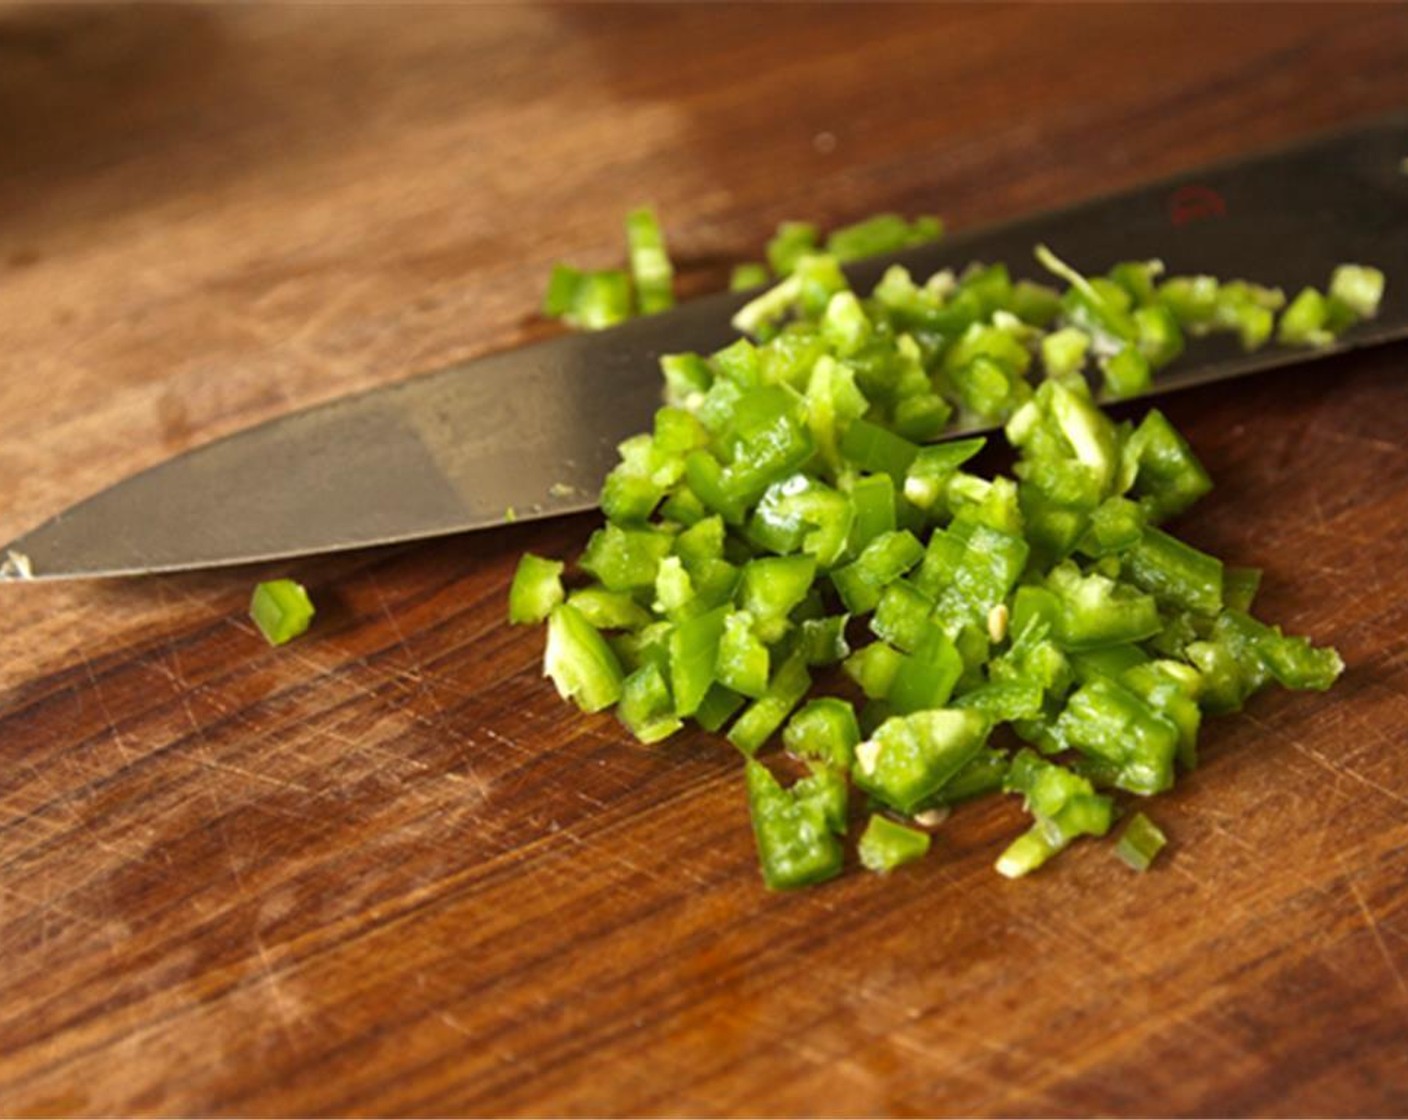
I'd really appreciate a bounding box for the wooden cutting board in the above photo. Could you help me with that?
[3,5,1407,1115]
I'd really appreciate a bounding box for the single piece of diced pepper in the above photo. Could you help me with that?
[740,555,817,643]
[668,607,728,717]
[995,749,1113,877]
[617,662,683,743]
[805,355,870,473]
[870,580,936,654]
[846,472,898,555]
[733,270,803,336]
[730,261,771,291]
[1156,274,1219,332]
[652,556,695,621]
[766,221,821,276]
[660,352,712,408]
[566,586,651,631]
[825,212,943,262]
[1277,287,1334,347]
[1056,676,1181,795]
[1115,811,1168,872]
[1328,264,1385,321]
[1077,497,1147,558]
[674,514,726,567]
[625,206,675,315]
[892,392,953,442]
[1010,279,1063,327]
[793,253,851,318]
[1100,345,1151,399]
[852,708,990,814]
[953,679,1044,722]
[728,650,813,755]
[798,614,851,666]
[745,759,844,890]
[1222,566,1262,614]
[843,641,906,700]
[839,419,921,484]
[1108,259,1164,306]
[917,747,1011,805]
[507,554,564,625]
[887,625,964,714]
[1039,326,1090,383]
[716,610,771,698]
[858,814,931,873]
[695,683,746,733]
[544,603,626,714]
[250,578,316,645]
[580,524,674,592]
[1121,526,1224,616]
[718,388,817,509]
[820,290,873,357]
[543,263,633,330]
[782,697,861,769]
[1068,643,1149,686]
[1046,562,1162,650]
[831,530,925,615]
[1118,409,1212,522]
[1133,303,1185,368]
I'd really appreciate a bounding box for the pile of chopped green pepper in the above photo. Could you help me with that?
[520,210,1376,889]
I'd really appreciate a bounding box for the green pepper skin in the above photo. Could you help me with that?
[1115,811,1168,872]
[783,698,861,769]
[544,604,626,714]
[858,814,931,873]
[853,709,990,814]
[745,760,845,890]
[250,579,316,646]
[507,555,564,626]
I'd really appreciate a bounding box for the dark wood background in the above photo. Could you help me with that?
[2,4,1407,1115]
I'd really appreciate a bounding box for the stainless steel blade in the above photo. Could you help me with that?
[5,114,1407,580]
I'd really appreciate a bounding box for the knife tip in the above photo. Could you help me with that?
[0,547,35,581]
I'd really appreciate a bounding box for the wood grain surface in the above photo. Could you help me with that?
[3,4,1408,1116]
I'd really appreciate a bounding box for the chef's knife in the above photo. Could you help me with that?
[4,115,1407,581]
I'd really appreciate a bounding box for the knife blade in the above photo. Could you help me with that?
[4,115,1407,582]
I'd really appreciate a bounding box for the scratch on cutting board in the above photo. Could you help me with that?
[274,274,381,356]
[153,614,315,799]
[437,1009,473,1038]
[550,811,687,891]
[15,760,169,887]
[252,931,303,1042]
[1306,426,1404,458]
[1178,801,1337,908]
[1345,876,1408,1008]
[212,820,304,1039]
[0,881,102,955]
[1244,712,1408,812]
[367,575,492,805]
[915,1021,1070,1113]
[774,1031,912,1102]
[77,649,137,767]
[194,756,313,796]
[1301,753,1350,871]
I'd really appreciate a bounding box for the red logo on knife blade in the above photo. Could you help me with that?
[1169,184,1227,227]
